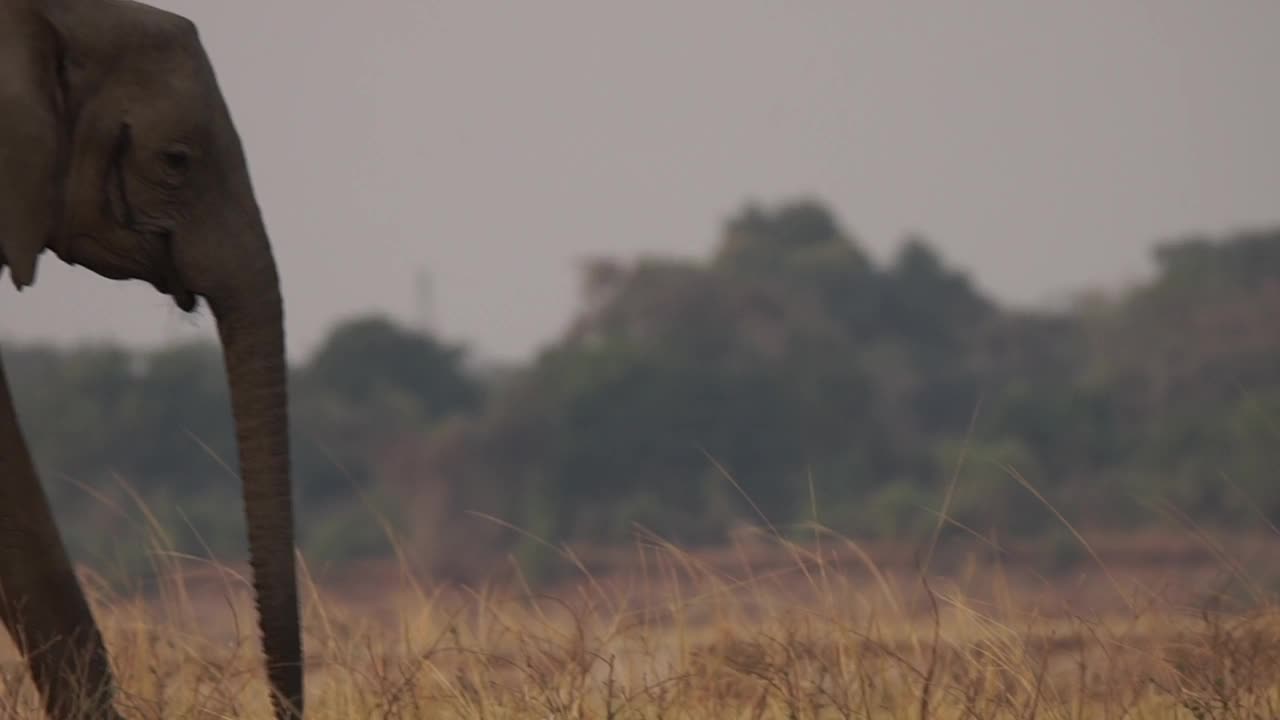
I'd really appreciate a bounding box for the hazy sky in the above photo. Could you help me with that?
[3,1,1278,362]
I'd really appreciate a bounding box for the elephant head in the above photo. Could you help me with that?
[1,0,302,717]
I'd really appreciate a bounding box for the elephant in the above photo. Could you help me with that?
[0,1,302,718]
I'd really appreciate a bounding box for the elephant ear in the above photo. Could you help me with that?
[0,7,65,290]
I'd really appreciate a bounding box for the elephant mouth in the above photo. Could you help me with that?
[165,279,197,312]
[51,231,196,312]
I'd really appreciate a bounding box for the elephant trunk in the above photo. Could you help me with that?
[209,253,302,720]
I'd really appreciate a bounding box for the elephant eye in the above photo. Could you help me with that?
[159,148,192,175]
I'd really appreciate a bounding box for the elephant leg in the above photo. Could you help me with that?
[0,355,122,720]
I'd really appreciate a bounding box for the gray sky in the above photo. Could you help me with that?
[3,1,1278,362]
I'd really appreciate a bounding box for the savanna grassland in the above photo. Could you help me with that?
[5,524,1280,719]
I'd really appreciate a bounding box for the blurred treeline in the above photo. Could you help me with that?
[8,199,1280,578]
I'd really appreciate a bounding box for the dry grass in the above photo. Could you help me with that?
[4,522,1280,719]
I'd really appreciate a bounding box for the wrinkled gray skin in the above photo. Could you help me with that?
[0,1,301,718]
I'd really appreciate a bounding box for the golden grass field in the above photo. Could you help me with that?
[4,523,1280,719]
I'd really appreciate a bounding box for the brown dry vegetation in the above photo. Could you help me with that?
[4,523,1280,719]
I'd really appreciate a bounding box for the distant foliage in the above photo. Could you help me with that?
[8,201,1280,575]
